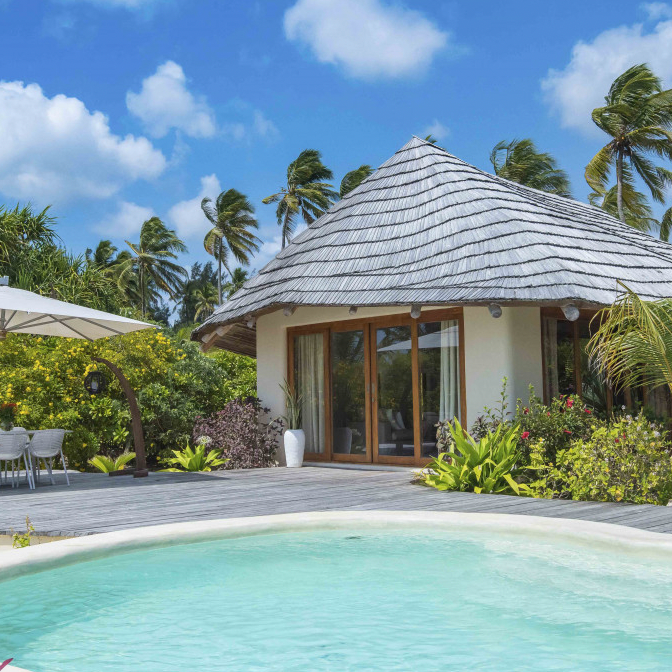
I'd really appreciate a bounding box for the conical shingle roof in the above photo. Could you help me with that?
[196,136,672,337]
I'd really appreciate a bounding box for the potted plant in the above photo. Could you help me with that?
[0,402,17,432]
[280,380,304,467]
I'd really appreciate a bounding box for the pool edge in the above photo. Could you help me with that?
[2,510,672,583]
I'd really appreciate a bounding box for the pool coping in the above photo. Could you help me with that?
[3,510,672,585]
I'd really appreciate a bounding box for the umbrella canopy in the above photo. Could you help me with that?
[0,282,154,340]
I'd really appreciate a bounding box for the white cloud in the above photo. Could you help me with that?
[252,110,279,139]
[167,174,221,240]
[642,2,672,20]
[422,119,449,141]
[0,80,166,203]
[126,61,216,138]
[94,201,155,238]
[283,0,449,79]
[541,18,672,134]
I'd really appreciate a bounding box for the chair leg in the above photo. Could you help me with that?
[23,454,34,490]
[61,449,70,486]
[46,457,55,486]
[11,460,16,488]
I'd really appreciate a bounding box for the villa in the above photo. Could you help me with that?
[194,136,672,466]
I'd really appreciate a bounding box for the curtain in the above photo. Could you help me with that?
[439,320,460,421]
[542,317,559,399]
[295,333,325,454]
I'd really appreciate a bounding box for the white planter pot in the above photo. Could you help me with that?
[284,429,305,468]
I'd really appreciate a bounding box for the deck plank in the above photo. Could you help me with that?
[1,467,671,536]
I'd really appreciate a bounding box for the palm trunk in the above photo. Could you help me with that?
[217,240,222,305]
[282,209,290,249]
[140,265,145,317]
[616,150,625,224]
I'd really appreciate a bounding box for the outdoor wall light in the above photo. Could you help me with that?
[410,304,422,319]
[488,303,502,318]
[283,306,296,317]
[84,369,108,396]
[246,316,256,328]
[562,303,580,322]
[348,306,358,315]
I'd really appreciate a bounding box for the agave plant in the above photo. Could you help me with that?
[422,420,530,495]
[88,451,136,473]
[160,441,228,472]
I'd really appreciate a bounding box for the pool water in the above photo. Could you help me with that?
[2,529,672,671]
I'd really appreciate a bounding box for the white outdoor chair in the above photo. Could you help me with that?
[28,429,69,486]
[0,429,34,489]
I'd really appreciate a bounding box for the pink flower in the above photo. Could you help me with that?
[546,412,551,417]
[521,431,530,440]
[567,399,574,408]
[563,429,572,434]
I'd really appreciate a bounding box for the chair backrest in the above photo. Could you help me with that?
[0,430,28,460]
[28,429,66,458]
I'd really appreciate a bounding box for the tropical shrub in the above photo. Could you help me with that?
[514,391,602,464]
[470,381,602,465]
[193,398,282,469]
[422,420,531,495]
[88,451,136,473]
[160,439,229,472]
[530,414,672,505]
[0,331,256,470]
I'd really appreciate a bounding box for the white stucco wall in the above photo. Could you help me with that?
[463,307,543,423]
[257,304,544,462]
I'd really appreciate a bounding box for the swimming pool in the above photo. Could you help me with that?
[2,512,672,671]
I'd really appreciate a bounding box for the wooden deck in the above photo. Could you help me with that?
[2,466,672,537]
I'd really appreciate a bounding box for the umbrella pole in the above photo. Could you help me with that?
[93,357,149,478]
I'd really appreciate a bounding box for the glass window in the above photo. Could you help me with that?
[293,333,325,454]
[331,330,367,455]
[418,320,460,457]
[542,317,576,399]
[376,326,414,457]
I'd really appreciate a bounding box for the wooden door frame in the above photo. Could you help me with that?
[287,308,466,467]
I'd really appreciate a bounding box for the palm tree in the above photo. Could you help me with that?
[661,207,672,241]
[201,189,260,304]
[588,164,658,232]
[587,283,672,395]
[340,165,373,197]
[263,149,337,249]
[193,282,218,321]
[585,64,672,224]
[222,266,249,298]
[424,134,438,144]
[119,217,187,316]
[490,139,571,196]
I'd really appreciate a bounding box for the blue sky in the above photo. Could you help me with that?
[1,0,672,284]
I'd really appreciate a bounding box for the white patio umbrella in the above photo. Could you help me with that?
[0,281,153,340]
[0,277,156,477]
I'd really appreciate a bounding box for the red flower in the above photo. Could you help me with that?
[615,438,620,443]
[567,399,574,408]
[523,407,529,415]
[521,431,530,440]
[585,409,592,414]
[546,412,551,417]
[563,429,572,434]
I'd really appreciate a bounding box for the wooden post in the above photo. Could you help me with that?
[93,357,148,478]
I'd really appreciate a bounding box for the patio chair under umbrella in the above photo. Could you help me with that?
[0,277,156,477]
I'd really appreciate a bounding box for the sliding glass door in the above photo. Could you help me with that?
[331,327,370,461]
[372,324,416,461]
[288,309,464,465]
